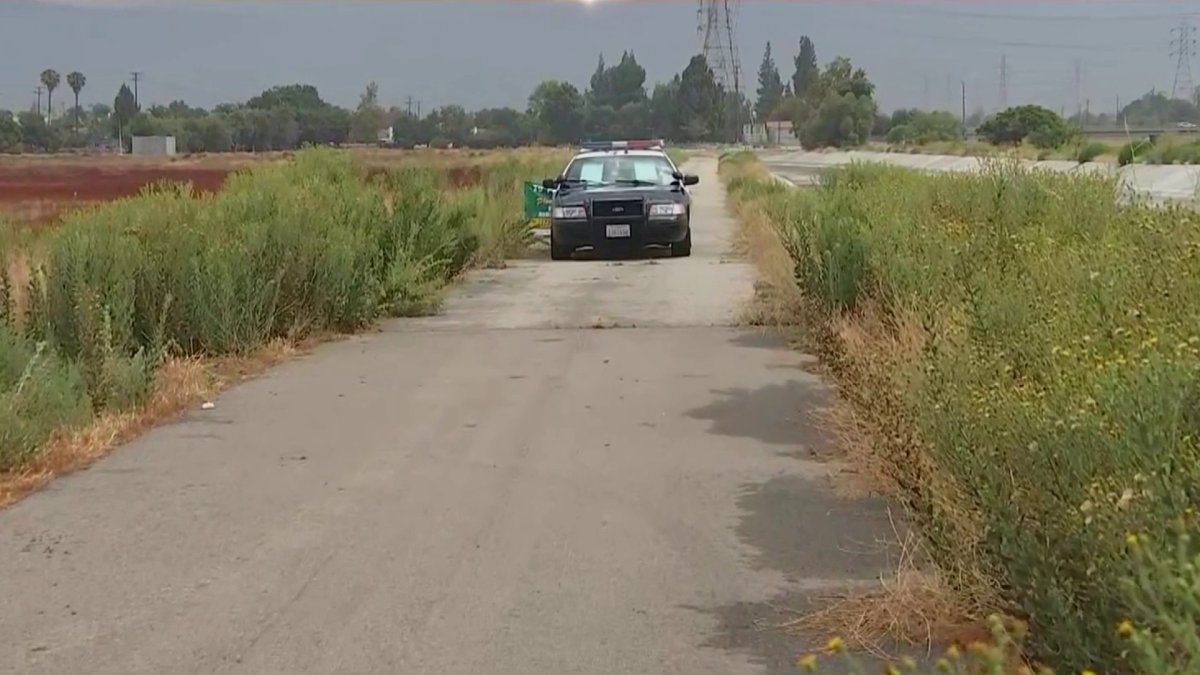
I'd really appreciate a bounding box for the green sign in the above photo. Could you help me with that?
[524,181,554,223]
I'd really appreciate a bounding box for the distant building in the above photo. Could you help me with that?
[744,120,799,147]
[131,136,177,157]
[377,126,394,144]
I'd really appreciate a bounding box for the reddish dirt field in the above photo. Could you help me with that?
[0,155,269,226]
[0,165,232,202]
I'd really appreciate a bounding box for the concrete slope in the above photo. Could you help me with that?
[762,149,1200,203]
[0,157,894,675]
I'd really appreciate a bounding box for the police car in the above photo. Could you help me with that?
[542,140,699,260]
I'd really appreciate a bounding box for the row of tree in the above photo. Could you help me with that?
[2,51,750,154]
[753,36,880,147]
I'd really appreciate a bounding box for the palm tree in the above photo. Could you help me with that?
[66,72,86,134]
[40,69,60,121]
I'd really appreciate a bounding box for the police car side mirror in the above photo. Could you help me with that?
[542,178,559,189]
[683,175,700,186]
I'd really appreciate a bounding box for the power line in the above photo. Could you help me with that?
[1170,18,1196,100]
[875,4,1199,23]
[33,86,43,116]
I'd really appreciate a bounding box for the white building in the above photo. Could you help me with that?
[131,136,177,157]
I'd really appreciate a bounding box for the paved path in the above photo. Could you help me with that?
[0,157,893,675]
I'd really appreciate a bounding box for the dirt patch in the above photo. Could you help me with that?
[447,165,485,189]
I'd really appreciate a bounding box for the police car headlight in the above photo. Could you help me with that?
[553,206,586,219]
[649,203,685,218]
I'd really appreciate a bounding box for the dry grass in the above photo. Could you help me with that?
[0,338,303,509]
[782,518,987,660]
[4,250,30,320]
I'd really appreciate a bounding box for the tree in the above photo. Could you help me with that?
[66,71,86,134]
[0,114,20,152]
[885,109,962,144]
[40,69,61,120]
[350,81,387,143]
[113,83,138,146]
[587,51,647,111]
[650,79,683,140]
[788,56,878,148]
[1119,91,1199,127]
[528,80,584,144]
[17,111,59,151]
[792,36,818,99]
[428,105,473,146]
[676,55,724,142]
[755,42,785,123]
[977,105,1073,148]
[246,84,325,111]
[472,107,531,147]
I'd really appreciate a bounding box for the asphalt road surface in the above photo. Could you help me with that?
[0,156,894,675]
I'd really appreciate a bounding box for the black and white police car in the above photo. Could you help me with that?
[542,140,699,260]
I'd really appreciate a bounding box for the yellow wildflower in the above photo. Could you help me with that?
[935,659,951,673]
[826,636,845,654]
[797,654,818,671]
[1126,532,1141,548]
[945,645,960,660]
[1117,620,1134,638]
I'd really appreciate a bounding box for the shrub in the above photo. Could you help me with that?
[978,105,1073,148]
[3,147,561,475]
[1076,141,1111,163]
[1118,138,1153,166]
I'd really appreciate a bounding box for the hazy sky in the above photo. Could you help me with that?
[0,0,1194,117]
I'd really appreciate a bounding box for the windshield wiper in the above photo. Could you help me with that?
[613,179,657,187]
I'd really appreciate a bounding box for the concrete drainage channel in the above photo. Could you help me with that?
[762,149,1200,204]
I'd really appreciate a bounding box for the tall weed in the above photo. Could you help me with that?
[727,159,1200,671]
[3,147,554,477]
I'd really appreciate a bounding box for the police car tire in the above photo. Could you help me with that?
[671,227,692,258]
[550,234,572,261]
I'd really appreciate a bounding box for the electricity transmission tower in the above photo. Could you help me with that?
[697,0,741,93]
[697,0,743,140]
[1171,19,1196,100]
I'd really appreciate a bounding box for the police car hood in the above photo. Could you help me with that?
[556,184,685,205]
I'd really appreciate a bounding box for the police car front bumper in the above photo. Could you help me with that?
[552,216,688,251]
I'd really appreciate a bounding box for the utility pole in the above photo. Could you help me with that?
[923,74,930,110]
[1074,60,1083,121]
[33,86,43,116]
[961,80,968,139]
[999,53,1008,109]
[405,96,414,117]
[945,74,952,112]
[1171,19,1196,100]
[130,71,143,108]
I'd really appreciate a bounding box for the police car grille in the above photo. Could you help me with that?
[592,200,644,218]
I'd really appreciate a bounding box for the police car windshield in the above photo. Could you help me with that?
[564,154,677,186]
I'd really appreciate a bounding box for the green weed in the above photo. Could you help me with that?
[726,157,1200,672]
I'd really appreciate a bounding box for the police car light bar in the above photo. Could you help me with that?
[578,139,665,152]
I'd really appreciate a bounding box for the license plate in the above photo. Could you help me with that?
[606,224,631,238]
